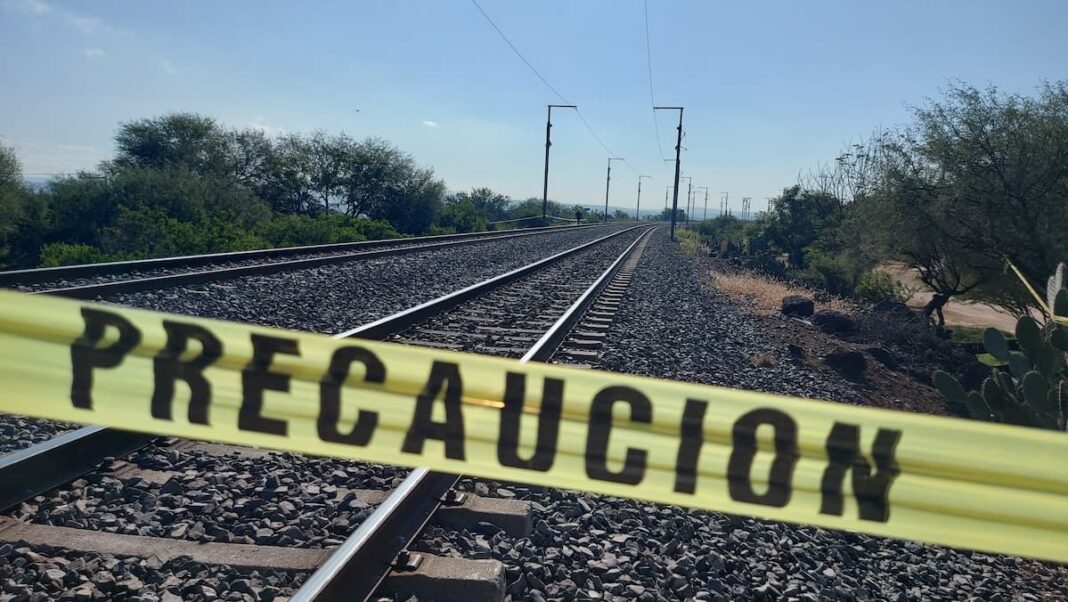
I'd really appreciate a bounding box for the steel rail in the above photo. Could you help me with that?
[292,225,657,602]
[0,223,599,287]
[0,426,156,511]
[28,225,612,300]
[334,225,644,340]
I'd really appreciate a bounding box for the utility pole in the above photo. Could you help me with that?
[636,175,651,221]
[678,176,692,226]
[720,192,729,217]
[604,157,624,222]
[694,186,710,222]
[655,106,684,240]
[542,104,577,223]
[664,185,672,211]
[686,180,693,225]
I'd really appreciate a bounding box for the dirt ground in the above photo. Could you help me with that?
[880,262,1023,332]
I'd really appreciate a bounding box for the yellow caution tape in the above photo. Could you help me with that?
[1,289,1067,562]
[1006,259,1068,326]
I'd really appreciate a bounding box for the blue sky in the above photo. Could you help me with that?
[2,0,1067,214]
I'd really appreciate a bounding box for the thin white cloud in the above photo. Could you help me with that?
[70,14,103,33]
[158,59,177,75]
[3,0,130,36]
[422,120,439,128]
[82,47,105,59]
[4,0,53,15]
[27,0,51,14]
[246,120,284,135]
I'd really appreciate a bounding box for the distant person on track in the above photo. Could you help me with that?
[575,210,582,225]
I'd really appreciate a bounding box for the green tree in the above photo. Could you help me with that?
[366,166,445,234]
[763,185,840,269]
[452,188,511,222]
[654,207,686,222]
[0,144,26,266]
[852,82,1068,316]
[438,197,488,233]
[113,113,230,174]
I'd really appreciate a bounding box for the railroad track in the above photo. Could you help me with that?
[0,225,656,601]
[0,223,606,298]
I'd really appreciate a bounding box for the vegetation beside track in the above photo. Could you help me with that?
[0,115,605,270]
[676,81,1068,321]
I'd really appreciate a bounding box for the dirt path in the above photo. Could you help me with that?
[881,262,1022,332]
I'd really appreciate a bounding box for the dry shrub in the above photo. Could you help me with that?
[751,352,777,367]
[710,269,855,315]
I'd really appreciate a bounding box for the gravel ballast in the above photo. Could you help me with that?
[414,228,1068,601]
[98,225,633,333]
[0,415,75,457]
[11,440,406,549]
[0,541,305,601]
[8,227,607,293]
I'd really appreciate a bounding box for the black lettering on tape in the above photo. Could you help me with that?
[318,346,383,447]
[497,372,563,471]
[402,361,466,460]
[70,307,142,409]
[239,334,299,436]
[819,422,902,522]
[585,386,651,485]
[151,321,222,424]
[673,399,708,494]
[727,409,798,507]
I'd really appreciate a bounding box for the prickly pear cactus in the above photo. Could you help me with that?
[934,316,1068,431]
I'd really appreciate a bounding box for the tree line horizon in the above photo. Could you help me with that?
[1,80,1065,321]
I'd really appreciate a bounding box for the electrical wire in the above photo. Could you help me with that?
[470,0,638,174]
[469,0,570,104]
[643,0,667,162]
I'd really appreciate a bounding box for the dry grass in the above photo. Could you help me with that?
[750,352,777,367]
[710,269,856,315]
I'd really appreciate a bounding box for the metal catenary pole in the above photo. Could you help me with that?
[636,175,650,221]
[542,104,577,222]
[693,186,709,222]
[686,180,693,225]
[603,157,623,222]
[655,106,684,240]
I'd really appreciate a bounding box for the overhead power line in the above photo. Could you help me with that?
[469,0,569,104]
[643,0,667,161]
[469,0,638,173]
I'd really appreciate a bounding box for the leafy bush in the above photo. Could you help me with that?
[97,206,266,258]
[258,214,398,247]
[676,229,704,256]
[437,198,488,233]
[739,253,789,279]
[796,246,871,297]
[38,243,110,267]
[853,270,912,304]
